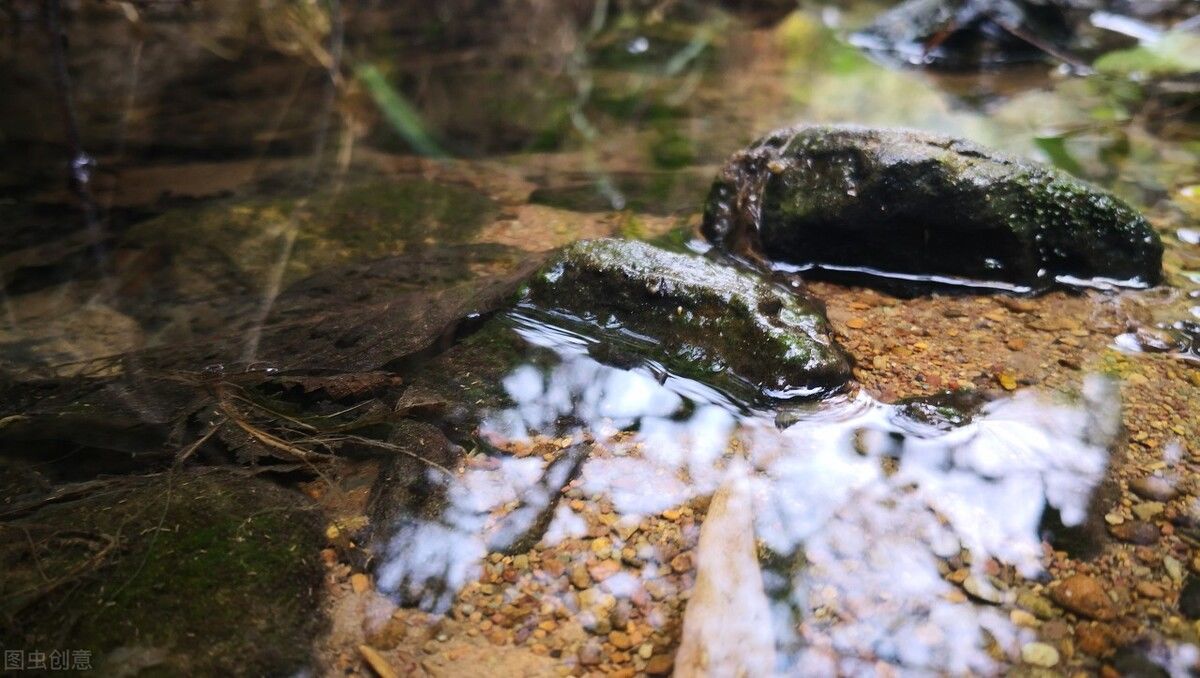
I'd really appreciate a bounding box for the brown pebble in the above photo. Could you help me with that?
[610,631,633,650]
[588,559,621,582]
[1107,520,1160,545]
[1136,582,1165,599]
[351,573,371,594]
[578,639,602,666]
[1052,574,1118,621]
[1075,623,1115,657]
[670,552,694,573]
[645,654,675,675]
[569,563,591,589]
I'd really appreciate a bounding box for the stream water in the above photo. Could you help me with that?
[1,1,1198,676]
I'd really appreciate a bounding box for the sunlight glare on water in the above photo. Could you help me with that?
[374,314,1141,674]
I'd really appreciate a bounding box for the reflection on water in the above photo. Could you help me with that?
[374,314,1141,673]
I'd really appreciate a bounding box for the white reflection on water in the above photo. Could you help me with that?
[376,315,1142,673]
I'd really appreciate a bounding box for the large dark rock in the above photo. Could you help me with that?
[523,238,852,400]
[703,125,1163,294]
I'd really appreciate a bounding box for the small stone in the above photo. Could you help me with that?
[1006,338,1027,351]
[1165,556,1184,584]
[662,508,682,521]
[1107,520,1160,545]
[591,537,612,556]
[1132,502,1165,521]
[1104,512,1125,526]
[1052,574,1118,621]
[1021,642,1060,668]
[1017,591,1057,620]
[1010,609,1040,628]
[846,317,867,330]
[645,654,674,675]
[569,563,591,589]
[351,573,371,594]
[588,559,621,582]
[1130,476,1179,502]
[670,552,694,573]
[610,631,633,650]
[1136,582,1165,599]
[638,643,654,660]
[997,372,1018,391]
[1075,623,1115,657]
[578,639,602,666]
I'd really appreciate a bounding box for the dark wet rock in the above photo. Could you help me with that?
[702,125,1163,294]
[1111,646,1170,678]
[0,373,206,474]
[0,469,325,676]
[1107,519,1160,545]
[524,238,852,400]
[891,389,987,434]
[366,420,463,549]
[1051,573,1119,620]
[1179,577,1200,619]
[849,0,1073,69]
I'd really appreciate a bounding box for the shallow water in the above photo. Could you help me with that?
[1,1,1198,676]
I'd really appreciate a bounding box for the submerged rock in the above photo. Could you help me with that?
[524,238,851,400]
[1,470,325,675]
[849,0,1073,69]
[703,125,1163,294]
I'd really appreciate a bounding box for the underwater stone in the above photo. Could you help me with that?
[524,238,851,400]
[702,125,1163,294]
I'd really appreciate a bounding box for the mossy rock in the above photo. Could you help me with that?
[702,125,1162,294]
[1,469,325,676]
[123,178,497,298]
[523,238,851,401]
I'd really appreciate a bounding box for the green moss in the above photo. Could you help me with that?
[1094,32,1200,79]
[4,470,324,676]
[124,178,497,291]
[524,238,850,401]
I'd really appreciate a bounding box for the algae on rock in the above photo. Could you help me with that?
[523,238,851,400]
[703,125,1163,294]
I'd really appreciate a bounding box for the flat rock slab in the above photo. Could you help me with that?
[703,125,1162,294]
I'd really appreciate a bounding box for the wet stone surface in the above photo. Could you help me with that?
[523,238,852,401]
[703,125,1163,294]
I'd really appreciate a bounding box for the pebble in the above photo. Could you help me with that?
[610,631,633,650]
[1107,520,1160,545]
[1136,582,1165,599]
[1130,476,1179,502]
[588,559,621,582]
[1017,591,1057,620]
[1021,642,1060,667]
[1010,609,1040,628]
[351,573,371,594]
[1132,502,1165,521]
[569,564,591,589]
[1075,623,1115,657]
[1052,574,1118,621]
[670,552,694,573]
[578,639,602,666]
[645,655,674,675]
[1165,556,1184,584]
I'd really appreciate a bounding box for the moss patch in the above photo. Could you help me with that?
[1,469,325,676]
